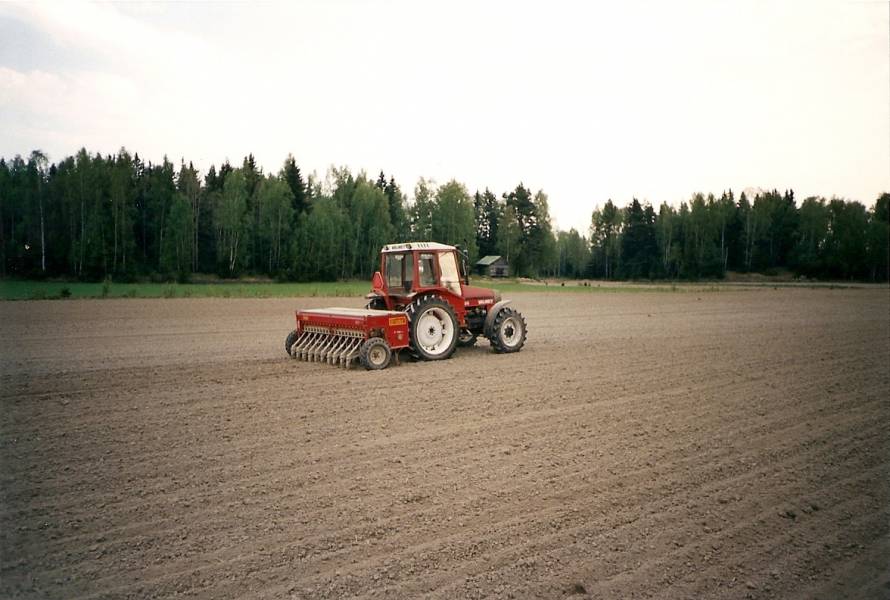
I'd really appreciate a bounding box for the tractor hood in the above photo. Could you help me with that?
[462,284,499,302]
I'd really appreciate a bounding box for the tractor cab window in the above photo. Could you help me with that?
[385,252,414,292]
[418,253,437,287]
[438,251,462,295]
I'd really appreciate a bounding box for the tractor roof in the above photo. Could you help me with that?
[381,242,456,253]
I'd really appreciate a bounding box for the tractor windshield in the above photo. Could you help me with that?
[385,252,414,292]
[438,251,462,295]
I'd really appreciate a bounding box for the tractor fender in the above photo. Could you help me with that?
[483,299,512,338]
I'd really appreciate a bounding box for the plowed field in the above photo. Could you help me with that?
[2,288,888,599]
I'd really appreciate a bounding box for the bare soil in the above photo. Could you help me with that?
[1,288,888,599]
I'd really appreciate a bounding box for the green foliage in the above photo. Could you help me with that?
[750,189,798,270]
[656,202,680,277]
[620,199,658,279]
[555,229,590,278]
[256,175,294,275]
[474,188,499,258]
[503,184,536,276]
[866,193,889,281]
[383,174,409,242]
[431,180,477,261]
[0,147,886,284]
[496,203,522,271]
[590,189,888,282]
[589,200,621,278]
[295,196,348,280]
[823,199,869,279]
[177,160,202,272]
[348,179,392,277]
[409,178,435,241]
[791,197,830,276]
[160,192,192,277]
[281,154,309,216]
[533,191,558,276]
[215,169,250,276]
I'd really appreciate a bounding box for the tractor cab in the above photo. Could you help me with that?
[369,242,498,315]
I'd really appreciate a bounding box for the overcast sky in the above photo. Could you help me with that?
[1,1,887,231]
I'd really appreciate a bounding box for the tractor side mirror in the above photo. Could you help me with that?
[372,271,385,292]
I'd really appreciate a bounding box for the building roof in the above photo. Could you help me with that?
[476,255,505,266]
[381,242,456,253]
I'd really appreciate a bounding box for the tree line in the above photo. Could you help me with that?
[1,148,887,282]
[587,191,889,282]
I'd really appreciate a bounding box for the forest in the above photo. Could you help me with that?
[1,149,887,283]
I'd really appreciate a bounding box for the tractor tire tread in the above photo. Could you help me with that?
[359,337,392,370]
[489,307,527,354]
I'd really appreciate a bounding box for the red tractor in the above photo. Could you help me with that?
[285,242,527,369]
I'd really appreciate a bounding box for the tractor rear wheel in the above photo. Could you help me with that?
[406,296,458,360]
[360,337,392,370]
[489,307,527,353]
[285,329,299,357]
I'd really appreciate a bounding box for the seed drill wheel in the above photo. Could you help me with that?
[406,296,458,360]
[285,329,299,357]
[360,337,392,370]
[489,307,527,353]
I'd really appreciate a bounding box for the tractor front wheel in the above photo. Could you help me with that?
[489,307,527,353]
[360,337,392,370]
[406,296,458,360]
[285,329,299,357]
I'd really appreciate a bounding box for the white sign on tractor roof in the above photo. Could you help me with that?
[381,242,455,253]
